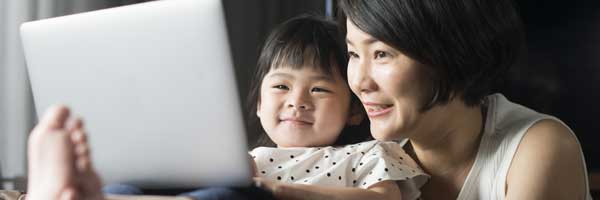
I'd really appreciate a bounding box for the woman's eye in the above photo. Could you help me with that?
[348,51,359,59]
[273,85,288,90]
[374,51,388,59]
[311,87,330,93]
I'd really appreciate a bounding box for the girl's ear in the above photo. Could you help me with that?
[347,103,364,126]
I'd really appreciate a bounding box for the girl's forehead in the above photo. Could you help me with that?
[269,46,340,75]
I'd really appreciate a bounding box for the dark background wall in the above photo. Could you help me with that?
[507,0,600,171]
[507,0,600,196]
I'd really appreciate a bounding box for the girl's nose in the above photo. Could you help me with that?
[287,91,313,111]
[288,103,310,110]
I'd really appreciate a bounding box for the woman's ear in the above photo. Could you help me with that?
[347,103,365,126]
[256,101,262,118]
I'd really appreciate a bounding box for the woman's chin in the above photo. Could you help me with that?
[372,133,399,141]
[370,126,404,141]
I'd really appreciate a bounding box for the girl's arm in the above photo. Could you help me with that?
[255,177,402,200]
[505,119,587,200]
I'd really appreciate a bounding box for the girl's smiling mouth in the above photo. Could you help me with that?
[280,116,314,126]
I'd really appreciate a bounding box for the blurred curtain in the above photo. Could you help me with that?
[0,0,147,190]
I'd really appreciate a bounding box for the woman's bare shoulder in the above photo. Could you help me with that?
[506,119,587,200]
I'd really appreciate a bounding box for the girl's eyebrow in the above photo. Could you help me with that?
[268,72,294,80]
[309,75,335,83]
[268,72,335,83]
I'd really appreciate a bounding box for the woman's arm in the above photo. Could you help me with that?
[255,177,402,200]
[506,119,587,200]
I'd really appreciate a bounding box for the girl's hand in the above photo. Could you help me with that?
[248,153,258,177]
[254,177,334,200]
[254,177,293,200]
[254,177,280,193]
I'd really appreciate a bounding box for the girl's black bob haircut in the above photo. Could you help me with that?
[338,0,526,109]
[247,14,371,148]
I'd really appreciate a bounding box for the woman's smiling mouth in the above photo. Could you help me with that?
[363,102,394,117]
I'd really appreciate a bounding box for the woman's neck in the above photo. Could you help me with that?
[407,98,485,195]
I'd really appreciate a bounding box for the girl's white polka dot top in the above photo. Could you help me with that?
[250,140,429,190]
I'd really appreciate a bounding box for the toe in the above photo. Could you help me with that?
[39,105,70,131]
[59,187,78,200]
[70,130,88,145]
[74,143,89,157]
[76,155,91,172]
[67,117,84,132]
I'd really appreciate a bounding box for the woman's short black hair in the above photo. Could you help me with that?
[337,0,525,109]
[247,14,371,148]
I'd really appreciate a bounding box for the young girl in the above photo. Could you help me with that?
[245,14,428,200]
[25,15,428,200]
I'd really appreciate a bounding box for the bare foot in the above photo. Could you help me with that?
[68,118,104,200]
[27,105,104,200]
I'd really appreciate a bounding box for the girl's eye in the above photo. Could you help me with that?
[374,51,389,59]
[348,51,359,59]
[311,87,330,93]
[273,85,289,90]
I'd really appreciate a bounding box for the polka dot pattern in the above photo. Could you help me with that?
[249,140,429,190]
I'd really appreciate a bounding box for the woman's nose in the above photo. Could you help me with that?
[348,60,378,94]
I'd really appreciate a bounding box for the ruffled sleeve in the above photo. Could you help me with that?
[249,140,429,199]
[351,141,429,189]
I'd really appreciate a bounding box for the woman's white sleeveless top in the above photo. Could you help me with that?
[455,94,592,200]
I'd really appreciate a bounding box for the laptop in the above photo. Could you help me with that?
[20,0,253,188]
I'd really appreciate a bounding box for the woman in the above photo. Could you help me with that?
[336,0,592,199]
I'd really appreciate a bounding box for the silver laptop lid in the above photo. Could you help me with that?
[21,0,253,188]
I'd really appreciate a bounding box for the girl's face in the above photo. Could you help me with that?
[257,66,352,147]
[346,20,431,141]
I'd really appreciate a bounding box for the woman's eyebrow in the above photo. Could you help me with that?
[346,37,378,46]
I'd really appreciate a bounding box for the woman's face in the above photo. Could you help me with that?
[257,66,352,147]
[346,20,430,141]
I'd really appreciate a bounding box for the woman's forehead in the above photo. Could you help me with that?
[345,20,384,47]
